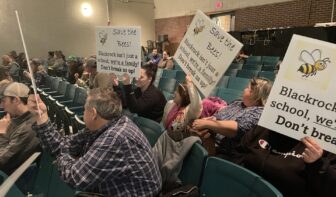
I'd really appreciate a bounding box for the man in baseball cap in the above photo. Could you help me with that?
[0,81,40,174]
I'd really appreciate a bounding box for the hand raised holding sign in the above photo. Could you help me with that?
[110,73,119,86]
[122,73,131,85]
[302,136,324,163]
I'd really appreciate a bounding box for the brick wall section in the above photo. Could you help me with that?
[155,15,194,43]
[155,0,336,47]
[235,0,336,31]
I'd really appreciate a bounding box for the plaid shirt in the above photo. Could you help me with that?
[33,116,162,196]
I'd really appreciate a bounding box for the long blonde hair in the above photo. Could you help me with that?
[249,77,273,106]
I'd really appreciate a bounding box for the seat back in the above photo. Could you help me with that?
[242,64,262,71]
[224,68,238,77]
[179,143,208,186]
[64,84,77,100]
[217,75,229,88]
[261,64,277,71]
[132,116,164,146]
[199,157,282,197]
[158,77,177,93]
[245,56,262,65]
[50,77,61,91]
[236,70,259,79]
[73,87,87,105]
[162,70,177,78]
[227,77,250,91]
[262,56,280,66]
[56,81,69,95]
[229,63,243,70]
[175,71,186,83]
[258,71,276,81]
[216,88,242,104]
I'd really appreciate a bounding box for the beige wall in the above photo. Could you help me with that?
[154,0,293,19]
[109,0,155,47]
[0,0,155,58]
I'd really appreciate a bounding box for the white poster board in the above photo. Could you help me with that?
[259,34,336,154]
[174,10,243,97]
[96,26,141,77]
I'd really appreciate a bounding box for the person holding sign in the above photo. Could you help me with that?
[153,74,202,191]
[236,126,336,197]
[121,63,167,122]
[192,77,273,159]
[27,88,162,196]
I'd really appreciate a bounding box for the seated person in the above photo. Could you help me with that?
[236,126,336,197]
[120,63,167,122]
[147,48,161,66]
[76,58,114,89]
[66,55,83,84]
[28,88,162,196]
[192,77,273,159]
[157,51,174,69]
[0,81,40,175]
[23,58,47,87]
[153,75,202,190]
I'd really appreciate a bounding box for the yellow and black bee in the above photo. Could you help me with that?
[298,49,330,78]
[193,19,205,35]
[99,31,108,45]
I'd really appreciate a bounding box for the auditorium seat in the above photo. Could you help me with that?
[216,88,242,104]
[199,157,282,197]
[258,71,276,81]
[242,64,262,71]
[133,116,164,146]
[227,77,250,91]
[245,56,262,65]
[236,70,259,79]
[262,56,280,66]
[179,143,208,187]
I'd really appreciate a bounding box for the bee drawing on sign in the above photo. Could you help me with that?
[298,49,330,78]
[99,31,108,45]
[193,19,205,35]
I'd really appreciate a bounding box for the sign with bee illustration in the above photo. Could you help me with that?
[298,49,330,78]
[193,19,205,35]
[259,35,336,154]
[99,31,108,45]
[96,26,141,78]
[174,10,243,97]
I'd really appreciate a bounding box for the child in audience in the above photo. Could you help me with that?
[192,77,273,159]
[153,74,202,191]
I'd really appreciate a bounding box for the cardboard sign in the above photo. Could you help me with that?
[174,10,243,97]
[96,26,141,77]
[259,34,336,154]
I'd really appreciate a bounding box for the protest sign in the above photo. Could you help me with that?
[96,26,141,78]
[259,34,336,154]
[174,10,243,97]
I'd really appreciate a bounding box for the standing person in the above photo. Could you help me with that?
[28,88,162,196]
[0,81,40,174]
[158,51,174,69]
[121,63,167,122]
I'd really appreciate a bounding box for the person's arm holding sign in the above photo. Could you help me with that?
[301,136,336,196]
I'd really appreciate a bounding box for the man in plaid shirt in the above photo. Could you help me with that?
[28,88,162,196]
